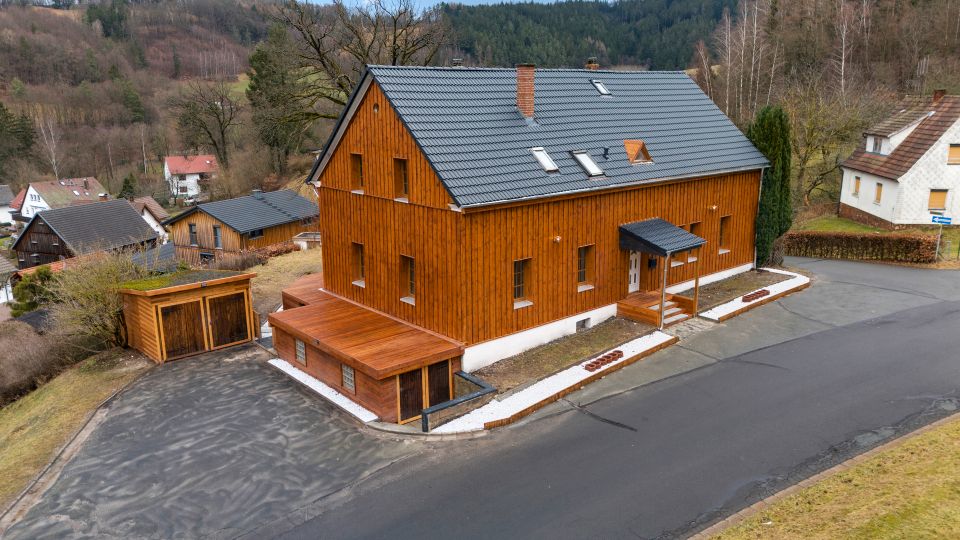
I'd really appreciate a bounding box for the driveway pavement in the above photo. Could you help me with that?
[4,346,418,539]
[8,258,960,539]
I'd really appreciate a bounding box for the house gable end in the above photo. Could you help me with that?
[312,78,454,209]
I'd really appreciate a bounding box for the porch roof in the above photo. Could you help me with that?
[269,284,463,380]
[619,218,706,257]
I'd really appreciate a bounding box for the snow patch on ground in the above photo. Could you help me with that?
[699,268,809,321]
[433,331,675,434]
[268,359,379,423]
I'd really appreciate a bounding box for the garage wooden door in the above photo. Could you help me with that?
[207,292,250,349]
[160,301,206,360]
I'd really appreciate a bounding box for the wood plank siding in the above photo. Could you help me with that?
[314,79,761,346]
[14,218,73,268]
[168,210,316,265]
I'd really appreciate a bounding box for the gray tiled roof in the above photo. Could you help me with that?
[13,199,157,254]
[362,66,768,207]
[168,190,317,234]
[619,218,706,256]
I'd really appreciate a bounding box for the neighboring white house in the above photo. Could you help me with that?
[131,196,170,243]
[17,178,109,221]
[0,185,14,225]
[164,155,218,199]
[840,91,960,226]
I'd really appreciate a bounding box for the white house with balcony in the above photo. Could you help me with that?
[840,91,960,227]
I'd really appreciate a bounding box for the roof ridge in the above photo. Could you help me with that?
[369,65,687,74]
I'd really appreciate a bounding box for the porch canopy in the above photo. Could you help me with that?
[619,218,706,256]
[618,218,707,329]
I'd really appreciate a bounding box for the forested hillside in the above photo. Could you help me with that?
[690,0,960,205]
[443,0,736,69]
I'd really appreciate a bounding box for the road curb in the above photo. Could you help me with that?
[689,409,960,539]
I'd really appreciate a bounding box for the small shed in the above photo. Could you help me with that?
[120,270,257,363]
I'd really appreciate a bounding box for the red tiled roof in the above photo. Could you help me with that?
[842,96,960,180]
[165,155,218,175]
[10,188,25,211]
[31,178,108,208]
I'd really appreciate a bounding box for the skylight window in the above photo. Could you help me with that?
[591,80,611,96]
[531,147,559,172]
[572,151,604,177]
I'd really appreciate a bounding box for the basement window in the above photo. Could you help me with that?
[591,80,611,96]
[572,151,604,177]
[531,147,559,173]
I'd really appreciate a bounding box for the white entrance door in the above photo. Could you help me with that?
[628,251,641,293]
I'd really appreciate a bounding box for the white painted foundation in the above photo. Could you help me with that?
[462,262,755,372]
[462,304,618,372]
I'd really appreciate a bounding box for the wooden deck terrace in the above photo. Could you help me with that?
[269,273,463,380]
[617,290,693,327]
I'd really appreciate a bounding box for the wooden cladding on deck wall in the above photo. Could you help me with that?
[461,171,760,343]
[316,82,453,210]
[14,219,73,268]
[319,170,760,345]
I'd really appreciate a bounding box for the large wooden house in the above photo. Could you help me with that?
[269,65,768,424]
[163,190,318,266]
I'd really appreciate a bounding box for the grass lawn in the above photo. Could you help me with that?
[713,414,960,539]
[474,318,653,394]
[248,248,322,318]
[0,349,151,509]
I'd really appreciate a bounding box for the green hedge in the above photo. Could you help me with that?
[783,231,938,263]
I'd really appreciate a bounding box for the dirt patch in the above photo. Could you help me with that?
[474,318,654,394]
[676,269,793,311]
[0,304,9,323]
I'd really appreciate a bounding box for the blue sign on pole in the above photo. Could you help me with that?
[932,215,952,225]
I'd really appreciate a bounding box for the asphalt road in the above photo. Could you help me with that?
[278,259,960,539]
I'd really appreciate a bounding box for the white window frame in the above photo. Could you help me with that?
[530,147,559,172]
[591,80,611,95]
[572,151,604,177]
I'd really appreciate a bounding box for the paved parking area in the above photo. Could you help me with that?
[4,345,418,539]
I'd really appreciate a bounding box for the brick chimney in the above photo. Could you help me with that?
[933,89,947,103]
[516,64,535,119]
[585,57,600,70]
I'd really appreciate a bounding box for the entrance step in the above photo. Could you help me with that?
[662,313,690,326]
[647,301,677,311]
[662,306,683,317]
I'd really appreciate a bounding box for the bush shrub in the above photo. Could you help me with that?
[0,321,88,406]
[783,231,938,263]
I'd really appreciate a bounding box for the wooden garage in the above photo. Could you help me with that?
[121,270,257,363]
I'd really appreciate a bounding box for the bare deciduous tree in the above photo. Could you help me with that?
[170,81,243,168]
[276,0,448,122]
[36,111,64,179]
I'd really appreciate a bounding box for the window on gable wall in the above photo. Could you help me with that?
[352,242,365,285]
[874,182,883,204]
[400,255,415,304]
[213,225,222,249]
[929,189,948,213]
[394,158,409,199]
[188,223,198,246]
[949,144,960,165]
[853,176,861,196]
[350,153,364,191]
